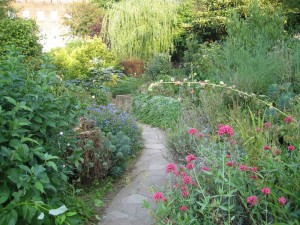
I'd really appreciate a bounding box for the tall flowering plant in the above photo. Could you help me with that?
[147,125,299,224]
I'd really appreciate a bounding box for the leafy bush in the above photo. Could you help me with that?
[87,104,142,153]
[109,77,142,97]
[0,50,83,224]
[0,18,42,60]
[144,54,172,80]
[132,94,181,129]
[50,38,118,80]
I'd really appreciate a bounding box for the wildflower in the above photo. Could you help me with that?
[186,163,195,170]
[152,192,165,202]
[238,165,248,171]
[261,187,271,195]
[264,122,271,128]
[226,161,234,167]
[198,133,204,138]
[92,95,95,99]
[220,81,225,85]
[186,154,196,162]
[180,206,188,211]
[183,176,191,185]
[247,196,258,206]
[166,163,176,173]
[278,197,287,206]
[67,143,70,146]
[287,145,295,152]
[181,186,187,192]
[159,80,163,83]
[171,78,175,82]
[250,175,258,180]
[226,154,231,159]
[201,166,209,171]
[181,172,187,177]
[264,145,271,150]
[183,78,188,82]
[188,128,198,135]
[251,167,258,172]
[59,132,64,136]
[284,116,293,124]
[218,125,234,137]
[181,191,189,197]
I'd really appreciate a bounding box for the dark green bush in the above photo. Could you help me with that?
[132,94,181,129]
[109,77,141,97]
[144,54,173,80]
[0,50,83,224]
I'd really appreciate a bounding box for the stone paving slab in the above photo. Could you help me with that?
[99,124,169,225]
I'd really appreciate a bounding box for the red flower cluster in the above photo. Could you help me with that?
[218,124,234,137]
[261,187,271,195]
[247,196,258,206]
[188,128,198,135]
[284,116,293,124]
[180,205,188,211]
[153,192,165,202]
[166,163,176,173]
[287,145,295,152]
[186,154,196,162]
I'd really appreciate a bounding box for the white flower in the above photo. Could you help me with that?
[63,165,66,168]
[59,132,64,136]
[183,78,188,82]
[220,81,225,85]
[193,73,197,76]
[159,80,163,83]
[92,95,95,99]
[170,78,175,82]
[67,143,70,146]
[177,97,182,101]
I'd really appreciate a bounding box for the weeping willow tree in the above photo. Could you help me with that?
[102,0,179,61]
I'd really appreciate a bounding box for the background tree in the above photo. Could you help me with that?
[102,0,179,61]
[63,2,103,38]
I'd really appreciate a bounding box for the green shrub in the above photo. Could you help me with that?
[50,38,118,80]
[109,77,142,97]
[132,94,181,129]
[0,49,82,224]
[0,18,42,60]
[144,54,173,80]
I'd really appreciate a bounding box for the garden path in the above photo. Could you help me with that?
[99,124,169,225]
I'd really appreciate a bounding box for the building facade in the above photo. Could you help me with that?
[13,0,83,51]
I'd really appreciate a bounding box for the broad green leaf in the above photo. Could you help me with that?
[35,181,45,193]
[94,199,103,207]
[9,139,22,149]
[17,117,31,126]
[0,185,10,204]
[7,209,18,225]
[49,205,68,216]
[43,153,59,161]
[18,165,31,173]
[46,161,58,171]
[33,165,46,176]
[4,96,17,105]
[66,212,77,217]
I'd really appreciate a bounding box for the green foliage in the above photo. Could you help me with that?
[0,18,42,60]
[63,2,103,38]
[50,38,117,80]
[132,94,181,129]
[109,77,142,97]
[213,2,300,94]
[144,54,173,80]
[0,0,13,19]
[0,49,83,224]
[102,0,179,61]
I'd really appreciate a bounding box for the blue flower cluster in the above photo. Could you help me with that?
[87,104,142,153]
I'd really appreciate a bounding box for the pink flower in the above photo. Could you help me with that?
[153,192,165,202]
[181,186,187,191]
[218,125,234,137]
[284,116,293,124]
[278,197,287,206]
[256,128,262,132]
[192,181,197,186]
[198,133,204,138]
[264,145,271,150]
[247,196,258,206]
[180,205,188,211]
[181,172,187,177]
[226,154,231,159]
[181,191,189,197]
[183,176,191,184]
[201,166,209,171]
[261,187,271,195]
[173,170,180,176]
[166,163,176,173]
[250,175,258,180]
[238,165,248,171]
[186,154,196,162]
[287,145,295,152]
[264,122,271,128]
[188,128,198,135]
[186,163,195,170]
[251,167,258,172]
[226,161,234,167]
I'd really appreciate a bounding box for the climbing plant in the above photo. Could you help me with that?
[102,0,178,61]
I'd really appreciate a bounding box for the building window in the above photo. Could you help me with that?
[50,10,58,21]
[37,11,45,21]
[22,10,30,19]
